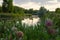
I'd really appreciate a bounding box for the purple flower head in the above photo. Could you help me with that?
[45,18,53,27]
[48,28,56,35]
[16,31,24,38]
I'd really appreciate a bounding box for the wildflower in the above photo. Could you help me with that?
[11,26,17,32]
[48,28,56,35]
[16,31,24,38]
[45,18,53,27]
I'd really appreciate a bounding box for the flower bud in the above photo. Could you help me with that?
[11,27,17,32]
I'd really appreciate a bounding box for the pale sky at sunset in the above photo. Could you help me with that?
[0,0,60,11]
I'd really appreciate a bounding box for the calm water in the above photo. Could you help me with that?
[21,17,41,26]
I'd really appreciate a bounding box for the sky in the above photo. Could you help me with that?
[0,0,60,11]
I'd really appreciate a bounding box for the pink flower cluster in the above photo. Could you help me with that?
[9,26,24,40]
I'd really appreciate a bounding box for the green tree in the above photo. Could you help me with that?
[24,9,38,15]
[55,8,60,13]
[8,0,13,13]
[37,7,47,17]
[13,6,24,14]
[2,0,13,13]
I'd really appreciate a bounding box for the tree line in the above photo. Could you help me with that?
[0,0,60,17]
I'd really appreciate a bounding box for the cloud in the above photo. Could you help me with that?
[57,0,60,2]
[44,0,60,11]
[13,0,30,4]
[44,4,59,11]
[46,0,57,4]
[31,0,51,5]
[18,2,41,10]
[0,0,3,6]
[13,0,60,11]
[0,0,60,11]
[13,0,57,5]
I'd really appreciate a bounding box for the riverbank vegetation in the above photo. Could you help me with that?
[0,0,60,40]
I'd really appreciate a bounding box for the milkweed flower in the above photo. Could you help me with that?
[48,28,56,35]
[45,18,53,27]
[16,31,24,38]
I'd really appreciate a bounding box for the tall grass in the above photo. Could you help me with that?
[0,12,60,40]
[0,18,59,40]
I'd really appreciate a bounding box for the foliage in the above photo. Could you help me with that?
[2,0,13,13]
[13,6,24,14]
[0,0,60,40]
[24,8,38,15]
[0,6,2,13]
[37,7,47,17]
[55,8,60,13]
[0,12,60,40]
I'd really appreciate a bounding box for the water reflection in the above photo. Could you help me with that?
[21,17,41,26]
